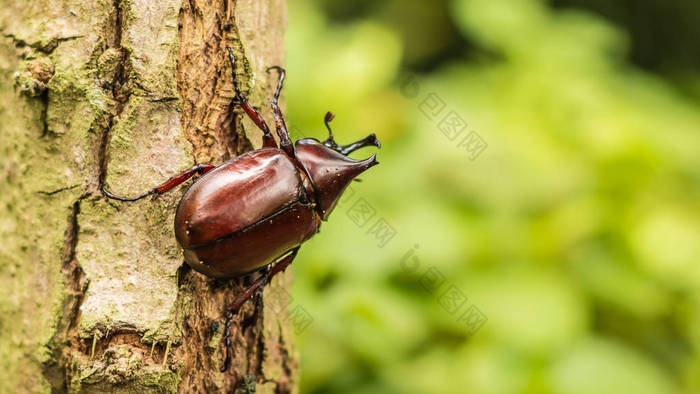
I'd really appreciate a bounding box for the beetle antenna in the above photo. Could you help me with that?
[323,111,338,148]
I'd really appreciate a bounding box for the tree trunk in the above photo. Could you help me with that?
[0,0,296,392]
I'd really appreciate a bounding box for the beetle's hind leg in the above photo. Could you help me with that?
[226,47,277,149]
[322,111,381,155]
[102,163,215,202]
[220,247,300,372]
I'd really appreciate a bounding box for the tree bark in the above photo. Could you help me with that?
[0,0,296,392]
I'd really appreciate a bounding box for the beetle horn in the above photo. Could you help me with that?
[322,112,380,155]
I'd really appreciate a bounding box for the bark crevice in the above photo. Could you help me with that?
[40,0,135,390]
[97,0,131,191]
[41,198,89,391]
[2,33,83,53]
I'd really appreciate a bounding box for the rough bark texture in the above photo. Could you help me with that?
[0,0,297,392]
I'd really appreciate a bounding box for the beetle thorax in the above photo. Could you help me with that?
[294,138,378,220]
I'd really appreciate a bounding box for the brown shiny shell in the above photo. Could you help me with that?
[294,139,377,219]
[175,148,319,279]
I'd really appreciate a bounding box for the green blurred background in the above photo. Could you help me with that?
[282,0,700,393]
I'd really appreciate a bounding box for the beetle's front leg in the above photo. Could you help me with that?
[220,247,300,372]
[102,163,215,202]
[266,66,295,159]
[226,47,277,149]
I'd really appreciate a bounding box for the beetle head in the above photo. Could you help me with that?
[295,138,379,220]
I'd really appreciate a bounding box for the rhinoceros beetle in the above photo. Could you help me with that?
[102,47,380,370]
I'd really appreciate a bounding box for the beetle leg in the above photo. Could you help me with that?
[257,262,273,278]
[102,163,215,202]
[230,247,299,313]
[226,47,277,149]
[266,66,295,159]
[220,247,300,372]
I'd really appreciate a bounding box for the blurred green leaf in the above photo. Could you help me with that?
[285,0,700,393]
